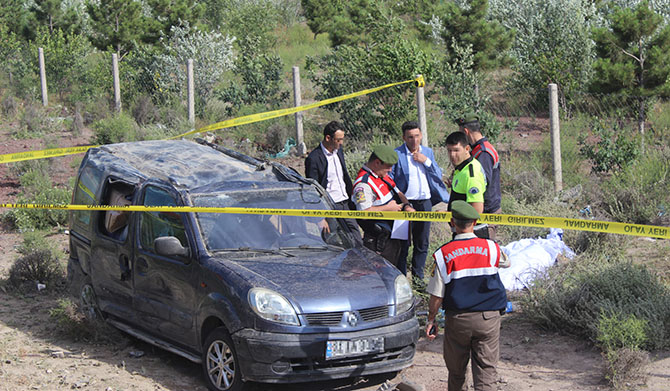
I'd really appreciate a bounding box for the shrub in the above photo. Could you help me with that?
[578,119,640,174]
[600,147,670,225]
[8,248,64,291]
[603,347,650,390]
[17,230,61,259]
[49,298,120,342]
[16,102,59,139]
[91,113,138,144]
[521,257,670,351]
[4,161,70,231]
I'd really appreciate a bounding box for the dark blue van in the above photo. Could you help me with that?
[67,139,419,391]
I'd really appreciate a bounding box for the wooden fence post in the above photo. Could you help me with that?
[293,66,306,155]
[38,48,48,107]
[549,83,563,193]
[416,74,427,146]
[112,53,121,112]
[187,59,195,127]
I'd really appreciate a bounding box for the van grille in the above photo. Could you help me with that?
[304,311,343,326]
[304,306,389,326]
[359,306,389,321]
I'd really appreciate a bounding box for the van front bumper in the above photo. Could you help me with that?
[232,317,419,383]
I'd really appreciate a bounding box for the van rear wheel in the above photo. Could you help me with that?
[202,327,244,391]
[79,277,102,321]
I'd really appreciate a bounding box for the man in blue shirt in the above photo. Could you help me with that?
[391,121,449,279]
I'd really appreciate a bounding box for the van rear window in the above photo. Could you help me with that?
[73,165,103,226]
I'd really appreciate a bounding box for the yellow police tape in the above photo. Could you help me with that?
[171,76,424,139]
[0,145,98,164]
[0,203,668,240]
[0,76,425,164]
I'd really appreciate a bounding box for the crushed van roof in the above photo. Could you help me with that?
[88,140,280,190]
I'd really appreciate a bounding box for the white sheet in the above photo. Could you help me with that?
[499,228,575,291]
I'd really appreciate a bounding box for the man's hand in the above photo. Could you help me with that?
[412,151,427,164]
[386,200,403,211]
[318,219,330,234]
[426,320,438,340]
[404,205,416,212]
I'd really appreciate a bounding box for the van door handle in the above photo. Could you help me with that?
[119,255,131,281]
[136,258,149,276]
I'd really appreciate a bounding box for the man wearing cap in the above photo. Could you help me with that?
[445,131,487,216]
[456,114,502,239]
[352,145,415,266]
[305,121,361,241]
[391,120,449,280]
[425,200,510,391]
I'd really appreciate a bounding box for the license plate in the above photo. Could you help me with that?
[325,337,384,359]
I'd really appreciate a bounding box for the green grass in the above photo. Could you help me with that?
[275,23,332,73]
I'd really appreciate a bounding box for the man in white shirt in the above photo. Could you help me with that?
[390,121,450,279]
[305,121,361,240]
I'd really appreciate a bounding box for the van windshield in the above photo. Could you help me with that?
[193,187,354,252]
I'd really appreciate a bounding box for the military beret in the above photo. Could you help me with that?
[373,145,398,165]
[451,200,480,220]
[454,112,479,126]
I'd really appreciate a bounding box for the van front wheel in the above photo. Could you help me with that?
[202,327,244,391]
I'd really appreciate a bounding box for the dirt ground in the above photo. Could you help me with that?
[1,123,670,390]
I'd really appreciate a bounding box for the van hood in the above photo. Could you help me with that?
[214,247,398,314]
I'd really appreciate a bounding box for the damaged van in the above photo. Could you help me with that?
[67,139,419,391]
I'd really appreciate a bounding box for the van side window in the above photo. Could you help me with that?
[139,186,188,253]
[98,178,135,241]
[73,165,103,226]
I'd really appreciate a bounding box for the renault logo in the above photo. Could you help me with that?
[346,312,358,327]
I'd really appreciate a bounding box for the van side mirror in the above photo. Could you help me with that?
[154,236,189,257]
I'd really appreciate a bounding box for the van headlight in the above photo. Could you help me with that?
[394,275,413,314]
[248,288,300,326]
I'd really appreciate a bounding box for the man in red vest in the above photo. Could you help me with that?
[426,200,510,391]
[456,114,502,240]
[352,145,415,266]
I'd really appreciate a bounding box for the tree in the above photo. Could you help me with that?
[151,23,236,109]
[430,0,514,73]
[29,0,83,35]
[86,0,147,58]
[306,16,435,139]
[301,0,341,39]
[144,0,204,43]
[489,0,597,111]
[301,0,391,47]
[0,0,34,39]
[591,0,670,136]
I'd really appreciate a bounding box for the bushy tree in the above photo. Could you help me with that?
[216,36,289,116]
[202,0,280,50]
[0,0,32,39]
[86,0,147,57]
[489,0,596,111]
[150,23,235,109]
[306,17,435,139]
[427,0,514,73]
[434,40,507,142]
[591,0,670,135]
[301,0,394,47]
[29,0,84,35]
[143,0,204,43]
[301,0,341,38]
[29,28,92,99]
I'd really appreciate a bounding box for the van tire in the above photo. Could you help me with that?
[79,277,102,321]
[202,327,244,391]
